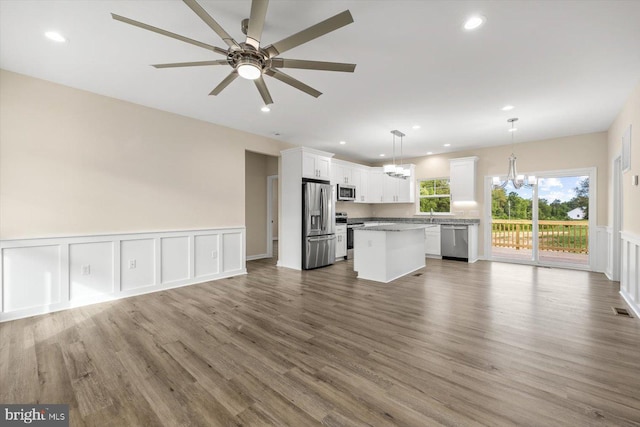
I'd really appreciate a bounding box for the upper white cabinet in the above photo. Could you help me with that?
[379,165,415,203]
[331,160,353,185]
[303,151,331,180]
[449,157,478,203]
[352,168,369,203]
[368,169,384,203]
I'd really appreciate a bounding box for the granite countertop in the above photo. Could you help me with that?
[356,223,430,232]
[348,217,480,225]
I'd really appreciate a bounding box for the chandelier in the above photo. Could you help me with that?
[383,130,410,179]
[492,118,535,189]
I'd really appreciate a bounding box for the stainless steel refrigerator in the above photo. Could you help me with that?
[302,179,335,269]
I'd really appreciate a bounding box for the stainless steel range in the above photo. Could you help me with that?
[346,219,364,260]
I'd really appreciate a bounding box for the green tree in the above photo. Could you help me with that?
[570,177,589,220]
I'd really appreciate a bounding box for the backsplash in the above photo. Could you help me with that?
[336,201,480,219]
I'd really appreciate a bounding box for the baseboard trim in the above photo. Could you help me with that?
[620,289,640,319]
[247,253,270,261]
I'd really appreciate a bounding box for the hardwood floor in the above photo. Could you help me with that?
[1,257,639,426]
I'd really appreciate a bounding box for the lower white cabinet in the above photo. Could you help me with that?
[336,225,347,259]
[424,225,441,257]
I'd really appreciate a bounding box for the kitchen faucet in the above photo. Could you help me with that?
[430,208,434,223]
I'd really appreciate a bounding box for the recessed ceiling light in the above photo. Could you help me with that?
[502,105,515,111]
[463,15,486,31]
[508,127,518,132]
[427,151,433,155]
[339,141,346,145]
[44,31,66,43]
[379,154,385,157]
[444,143,451,147]
[412,125,421,130]
[261,105,270,112]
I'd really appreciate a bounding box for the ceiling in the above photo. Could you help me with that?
[1,1,640,162]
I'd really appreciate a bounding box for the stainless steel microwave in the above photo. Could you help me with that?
[337,184,356,201]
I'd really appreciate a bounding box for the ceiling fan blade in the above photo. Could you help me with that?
[270,58,356,73]
[265,68,322,98]
[152,60,228,69]
[263,10,353,58]
[182,0,241,50]
[245,0,269,49]
[111,13,227,56]
[209,71,238,96]
[254,76,274,105]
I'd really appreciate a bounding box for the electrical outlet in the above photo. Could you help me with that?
[211,251,218,259]
[81,265,91,275]
[129,259,136,269]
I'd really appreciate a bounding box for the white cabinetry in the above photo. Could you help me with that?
[368,169,384,203]
[303,151,331,181]
[381,165,415,203]
[353,168,369,203]
[335,224,347,259]
[333,160,370,203]
[424,225,441,257]
[332,161,353,185]
[449,157,478,203]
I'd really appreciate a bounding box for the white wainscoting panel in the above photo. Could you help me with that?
[70,241,114,301]
[120,239,155,291]
[620,231,640,318]
[195,234,220,277]
[605,226,613,280]
[0,227,246,322]
[594,226,608,273]
[161,236,189,284]
[223,232,243,272]
[2,245,61,312]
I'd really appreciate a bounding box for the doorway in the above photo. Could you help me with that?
[487,168,596,270]
[267,175,278,258]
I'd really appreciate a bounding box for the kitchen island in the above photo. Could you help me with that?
[353,223,427,283]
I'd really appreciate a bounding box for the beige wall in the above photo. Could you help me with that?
[245,151,278,257]
[0,70,292,240]
[607,81,640,235]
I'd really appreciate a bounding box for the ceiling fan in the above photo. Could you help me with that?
[111,0,356,106]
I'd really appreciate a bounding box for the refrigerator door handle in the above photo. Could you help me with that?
[320,187,324,232]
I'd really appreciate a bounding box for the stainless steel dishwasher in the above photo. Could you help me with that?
[441,225,468,261]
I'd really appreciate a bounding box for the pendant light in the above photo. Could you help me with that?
[384,130,409,179]
[492,118,535,189]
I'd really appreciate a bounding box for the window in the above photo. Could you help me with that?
[418,178,451,213]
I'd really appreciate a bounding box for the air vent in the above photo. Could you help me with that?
[612,307,633,317]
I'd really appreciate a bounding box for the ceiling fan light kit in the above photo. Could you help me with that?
[112,0,356,106]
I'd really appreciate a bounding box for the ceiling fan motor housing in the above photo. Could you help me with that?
[228,47,266,72]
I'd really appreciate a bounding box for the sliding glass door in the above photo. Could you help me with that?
[491,181,534,262]
[488,169,594,269]
[537,175,590,267]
